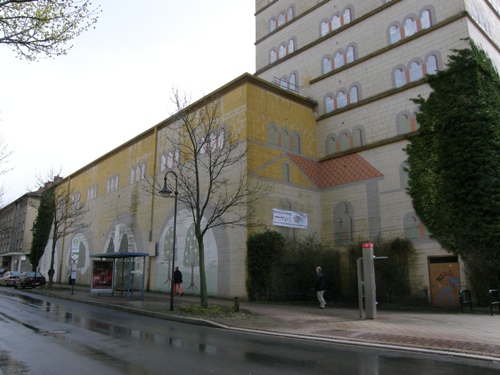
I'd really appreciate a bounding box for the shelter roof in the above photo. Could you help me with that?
[90,252,149,259]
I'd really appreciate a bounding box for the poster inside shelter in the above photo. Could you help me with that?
[91,260,114,293]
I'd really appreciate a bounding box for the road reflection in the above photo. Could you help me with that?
[16,293,218,355]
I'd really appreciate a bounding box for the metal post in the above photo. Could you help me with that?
[362,243,377,319]
[159,171,178,311]
[357,258,364,319]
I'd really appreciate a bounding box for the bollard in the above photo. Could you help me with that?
[234,297,240,312]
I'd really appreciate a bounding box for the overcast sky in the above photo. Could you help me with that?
[0,1,255,204]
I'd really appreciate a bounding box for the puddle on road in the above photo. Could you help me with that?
[14,294,218,355]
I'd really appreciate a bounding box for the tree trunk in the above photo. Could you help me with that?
[197,234,208,308]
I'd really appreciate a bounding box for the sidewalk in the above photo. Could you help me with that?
[22,285,500,363]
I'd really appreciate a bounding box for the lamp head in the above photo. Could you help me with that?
[158,179,173,196]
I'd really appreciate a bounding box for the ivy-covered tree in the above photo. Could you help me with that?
[246,230,285,300]
[405,40,500,286]
[0,0,101,61]
[29,187,55,271]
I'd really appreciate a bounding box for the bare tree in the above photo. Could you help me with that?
[161,89,268,308]
[0,131,14,207]
[32,170,87,286]
[0,0,101,61]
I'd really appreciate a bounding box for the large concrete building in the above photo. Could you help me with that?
[0,191,42,272]
[30,0,499,306]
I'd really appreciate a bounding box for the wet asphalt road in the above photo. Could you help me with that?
[0,291,499,375]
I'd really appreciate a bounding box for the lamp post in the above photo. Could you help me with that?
[159,171,178,311]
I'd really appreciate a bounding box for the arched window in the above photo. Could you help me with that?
[278,12,285,27]
[270,49,277,64]
[287,7,293,21]
[350,86,358,104]
[404,213,429,239]
[337,91,347,108]
[268,123,279,146]
[334,202,354,246]
[281,129,290,150]
[323,57,332,74]
[352,128,363,147]
[339,132,350,151]
[288,39,295,54]
[321,21,330,36]
[426,55,437,75]
[269,18,277,32]
[332,14,341,30]
[291,132,301,153]
[334,51,344,69]
[420,9,431,29]
[278,44,286,59]
[346,45,355,63]
[343,8,351,24]
[398,114,411,134]
[404,17,417,37]
[282,162,290,181]
[279,76,287,89]
[409,61,423,82]
[395,68,406,88]
[130,169,134,184]
[326,135,337,154]
[325,95,334,113]
[289,73,297,91]
[390,25,401,44]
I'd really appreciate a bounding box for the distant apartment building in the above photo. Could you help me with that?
[0,192,41,272]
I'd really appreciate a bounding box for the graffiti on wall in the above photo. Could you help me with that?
[156,209,218,295]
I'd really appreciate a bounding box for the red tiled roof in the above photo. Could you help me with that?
[287,153,383,189]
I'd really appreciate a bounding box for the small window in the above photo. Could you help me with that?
[278,12,285,27]
[278,44,286,59]
[390,25,401,44]
[346,46,355,63]
[343,8,351,24]
[323,57,332,74]
[269,18,277,32]
[325,96,334,113]
[332,15,341,30]
[404,17,417,37]
[334,51,344,69]
[426,55,437,75]
[321,21,330,36]
[420,10,431,29]
[337,91,347,108]
[409,61,423,82]
[350,86,358,104]
[395,68,406,88]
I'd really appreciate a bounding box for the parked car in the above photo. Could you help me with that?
[0,271,21,287]
[14,272,46,289]
[0,268,7,277]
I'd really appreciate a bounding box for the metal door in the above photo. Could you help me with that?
[428,256,460,307]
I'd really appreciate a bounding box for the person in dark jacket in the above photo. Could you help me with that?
[173,266,183,297]
[314,266,326,309]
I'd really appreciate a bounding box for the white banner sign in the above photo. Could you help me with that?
[273,208,308,229]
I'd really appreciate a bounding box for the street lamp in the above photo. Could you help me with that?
[159,171,178,311]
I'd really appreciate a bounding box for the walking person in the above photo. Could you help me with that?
[173,266,183,297]
[315,266,326,309]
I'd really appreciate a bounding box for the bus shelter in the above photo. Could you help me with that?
[89,252,149,300]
